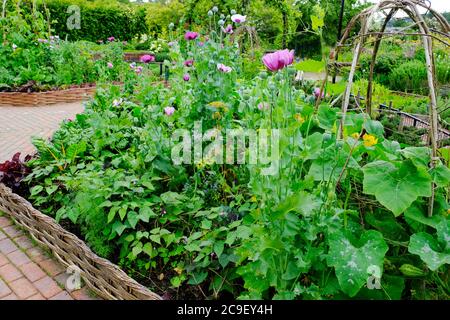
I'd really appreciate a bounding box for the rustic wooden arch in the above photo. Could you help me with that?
[329,0,450,216]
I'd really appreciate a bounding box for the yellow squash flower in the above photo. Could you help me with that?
[294,113,305,124]
[351,132,360,139]
[363,133,378,147]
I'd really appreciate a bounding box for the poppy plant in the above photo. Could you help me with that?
[262,49,294,72]
[217,63,232,73]
[231,14,246,23]
[140,54,155,63]
[184,31,199,41]
[164,106,175,116]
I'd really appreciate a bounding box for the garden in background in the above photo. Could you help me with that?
[0,0,449,300]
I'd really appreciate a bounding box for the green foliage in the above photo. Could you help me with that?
[17,7,450,300]
[42,0,147,42]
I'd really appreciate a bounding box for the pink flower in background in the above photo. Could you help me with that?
[107,62,113,68]
[164,106,175,116]
[231,14,246,23]
[313,87,324,99]
[224,24,233,34]
[262,49,294,72]
[184,59,194,67]
[184,31,199,41]
[168,41,177,47]
[183,74,190,81]
[217,63,232,73]
[107,36,115,42]
[37,38,48,43]
[129,62,136,69]
[198,41,204,47]
[257,102,270,110]
[140,54,155,63]
[134,66,143,74]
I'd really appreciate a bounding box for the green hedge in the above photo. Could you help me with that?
[39,0,147,42]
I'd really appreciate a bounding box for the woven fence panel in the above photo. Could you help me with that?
[0,87,96,107]
[0,183,161,300]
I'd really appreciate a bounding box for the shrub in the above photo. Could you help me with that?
[42,0,147,42]
[389,60,428,94]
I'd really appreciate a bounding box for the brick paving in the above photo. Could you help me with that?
[0,102,85,163]
[0,210,97,300]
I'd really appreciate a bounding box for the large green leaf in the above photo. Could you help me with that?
[430,164,450,188]
[327,230,388,297]
[408,232,450,271]
[362,160,431,216]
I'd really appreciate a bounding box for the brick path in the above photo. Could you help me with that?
[0,102,85,163]
[0,213,97,300]
[0,102,96,300]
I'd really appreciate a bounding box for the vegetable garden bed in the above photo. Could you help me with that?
[0,183,161,300]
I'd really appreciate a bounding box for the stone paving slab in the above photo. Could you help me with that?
[0,102,85,163]
[0,213,98,300]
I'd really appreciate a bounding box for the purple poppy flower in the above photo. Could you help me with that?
[184,31,199,41]
[107,36,115,42]
[134,66,143,74]
[217,63,232,73]
[140,54,155,63]
[257,102,270,110]
[262,49,294,72]
[184,59,194,67]
[224,24,233,34]
[164,106,175,116]
[313,88,324,99]
[183,74,190,81]
[231,14,246,23]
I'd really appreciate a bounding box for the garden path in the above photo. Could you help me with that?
[0,102,85,163]
[0,213,97,300]
[0,102,97,299]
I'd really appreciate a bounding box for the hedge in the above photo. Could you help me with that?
[37,0,147,42]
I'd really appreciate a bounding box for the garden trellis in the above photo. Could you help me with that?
[328,0,450,217]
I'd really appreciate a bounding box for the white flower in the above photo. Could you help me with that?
[12,44,17,50]
[231,14,246,23]
[212,6,218,13]
[230,9,236,15]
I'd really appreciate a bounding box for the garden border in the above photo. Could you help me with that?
[0,86,96,107]
[0,183,162,300]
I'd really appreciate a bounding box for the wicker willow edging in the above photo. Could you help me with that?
[0,86,96,107]
[0,183,162,300]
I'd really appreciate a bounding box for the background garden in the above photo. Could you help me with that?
[0,0,449,300]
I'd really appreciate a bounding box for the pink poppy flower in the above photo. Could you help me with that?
[184,59,194,67]
[164,106,175,116]
[183,74,190,81]
[313,88,324,99]
[135,66,143,74]
[107,36,115,42]
[224,24,233,34]
[184,31,199,41]
[231,14,246,23]
[140,54,155,63]
[257,102,270,110]
[217,63,232,73]
[262,49,295,72]
[107,62,113,68]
